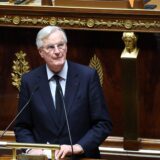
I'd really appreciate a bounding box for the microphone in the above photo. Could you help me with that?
[0,85,39,139]
[58,86,74,159]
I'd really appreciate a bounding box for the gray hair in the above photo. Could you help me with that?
[36,26,67,49]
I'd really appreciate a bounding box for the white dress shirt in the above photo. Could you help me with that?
[46,61,68,108]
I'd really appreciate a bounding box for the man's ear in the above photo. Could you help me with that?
[39,49,44,58]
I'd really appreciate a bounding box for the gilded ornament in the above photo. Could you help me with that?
[78,19,86,26]
[106,21,112,27]
[13,16,20,25]
[50,17,57,25]
[69,19,74,26]
[32,18,38,25]
[89,54,103,86]
[87,19,95,28]
[121,32,139,58]
[124,20,133,29]
[145,22,151,28]
[57,18,66,25]
[1,15,160,32]
[11,51,30,91]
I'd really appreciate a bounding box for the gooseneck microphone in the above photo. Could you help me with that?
[57,85,74,159]
[0,85,39,139]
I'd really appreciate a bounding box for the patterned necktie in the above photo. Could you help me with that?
[54,75,63,122]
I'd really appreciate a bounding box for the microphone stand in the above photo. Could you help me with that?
[0,85,39,139]
[59,89,74,160]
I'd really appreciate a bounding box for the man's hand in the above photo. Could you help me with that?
[55,144,84,159]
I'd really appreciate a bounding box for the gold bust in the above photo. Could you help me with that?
[121,32,139,58]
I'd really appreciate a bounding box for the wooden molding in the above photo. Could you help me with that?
[1,131,160,159]
[0,6,160,32]
[54,0,131,8]
[1,131,160,150]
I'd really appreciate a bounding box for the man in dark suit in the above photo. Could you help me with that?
[14,25,112,159]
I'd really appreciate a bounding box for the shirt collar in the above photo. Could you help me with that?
[46,60,68,81]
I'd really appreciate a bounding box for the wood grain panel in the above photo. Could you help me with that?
[0,27,124,137]
[1,27,160,141]
[138,33,160,138]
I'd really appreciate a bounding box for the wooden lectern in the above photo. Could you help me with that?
[17,155,48,160]
[0,141,59,160]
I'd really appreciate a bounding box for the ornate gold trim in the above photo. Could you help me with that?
[89,54,103,86]
[11,51,30,91]
[0,15,160,31]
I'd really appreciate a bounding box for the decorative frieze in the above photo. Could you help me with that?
[0,14,160,32]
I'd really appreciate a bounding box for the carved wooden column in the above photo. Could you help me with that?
[121,32,141,150]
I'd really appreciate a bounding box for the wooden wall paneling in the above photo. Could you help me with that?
[138,33,160,138]
[1,5,160,155]
[1,28,160,141]
[0,27,41,130]
[0,28,124,137]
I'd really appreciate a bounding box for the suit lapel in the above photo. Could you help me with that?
[65,63,79,113]
[59,62,80,131]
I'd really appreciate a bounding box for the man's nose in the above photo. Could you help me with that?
[54,46,60,53]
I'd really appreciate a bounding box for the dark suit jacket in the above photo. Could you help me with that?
[14,61,112,158]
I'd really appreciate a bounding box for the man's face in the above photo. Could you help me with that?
[39,31,67,73]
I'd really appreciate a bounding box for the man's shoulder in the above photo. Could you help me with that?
[22,65,46,79]
[68,61,95,72]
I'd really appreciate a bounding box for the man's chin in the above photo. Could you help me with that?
[53,63,65,72]
[55,61,65,67]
